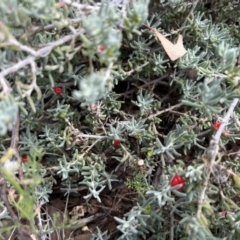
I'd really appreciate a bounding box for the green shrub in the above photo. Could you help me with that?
[0,0,240,239]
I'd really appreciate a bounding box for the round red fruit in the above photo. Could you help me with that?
[171,175,185,191]
[22,155,28,163]
[54,86,62,95]
[213,121,221,129]
[98,45,106,52]
[113,139,120,146]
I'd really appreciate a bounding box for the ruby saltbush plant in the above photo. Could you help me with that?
[0,0,240,239]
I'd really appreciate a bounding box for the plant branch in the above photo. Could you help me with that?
[65,118,107,140]
[196,98,239,218]
[0,110,32,240]
[0,29,84,85]
[145,102,183,121]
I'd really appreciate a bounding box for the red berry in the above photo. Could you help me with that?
[171,175,185,191]
[213,121,221,129]
[21,155,28,163]
[98,45,106,52]
[54,86,62,95]
[113,139,120,146]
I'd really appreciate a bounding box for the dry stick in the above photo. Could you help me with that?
[62,0,99,11]
[11,111,24,181]
[0,29,84,79]
[196,98,239,218]
[120,74,169,98]
[27,18,83,36]
[65,118,107,139]
[145,91,201,121]
[0,29,84,99]
[145,102,183,121]
[8,227,17,240]
[1,182,18,223]
[1,110,32,240]
[170,202,174,240]
[125,61,149,76]
[232,111,240,130]
[73,213,105,225]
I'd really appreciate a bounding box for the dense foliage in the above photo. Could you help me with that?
[0,0,240,239]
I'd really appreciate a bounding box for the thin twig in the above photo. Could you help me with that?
[77,133,107,139]
[0,109,33,239]
[1,183,31,240]
[0,77,12,96]
[65,118,107,139]
[214,99,239,143]
[0,28,84,97]
[196,98,239,218]
[125,62,150,76]
[170,202,174,240]
[7,227,16,240]
[10,111,20,149]
[27,18,83,36]
[0,29,84,78]
[145,102,183,121]
[11,111,24,181]
[231,112,240,130]
[72,213,105,225]
[1,182,18,223]
[120,74,169,98]
[62,0,100,11]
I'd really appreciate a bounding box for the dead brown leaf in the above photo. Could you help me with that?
[144,25,187,61]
